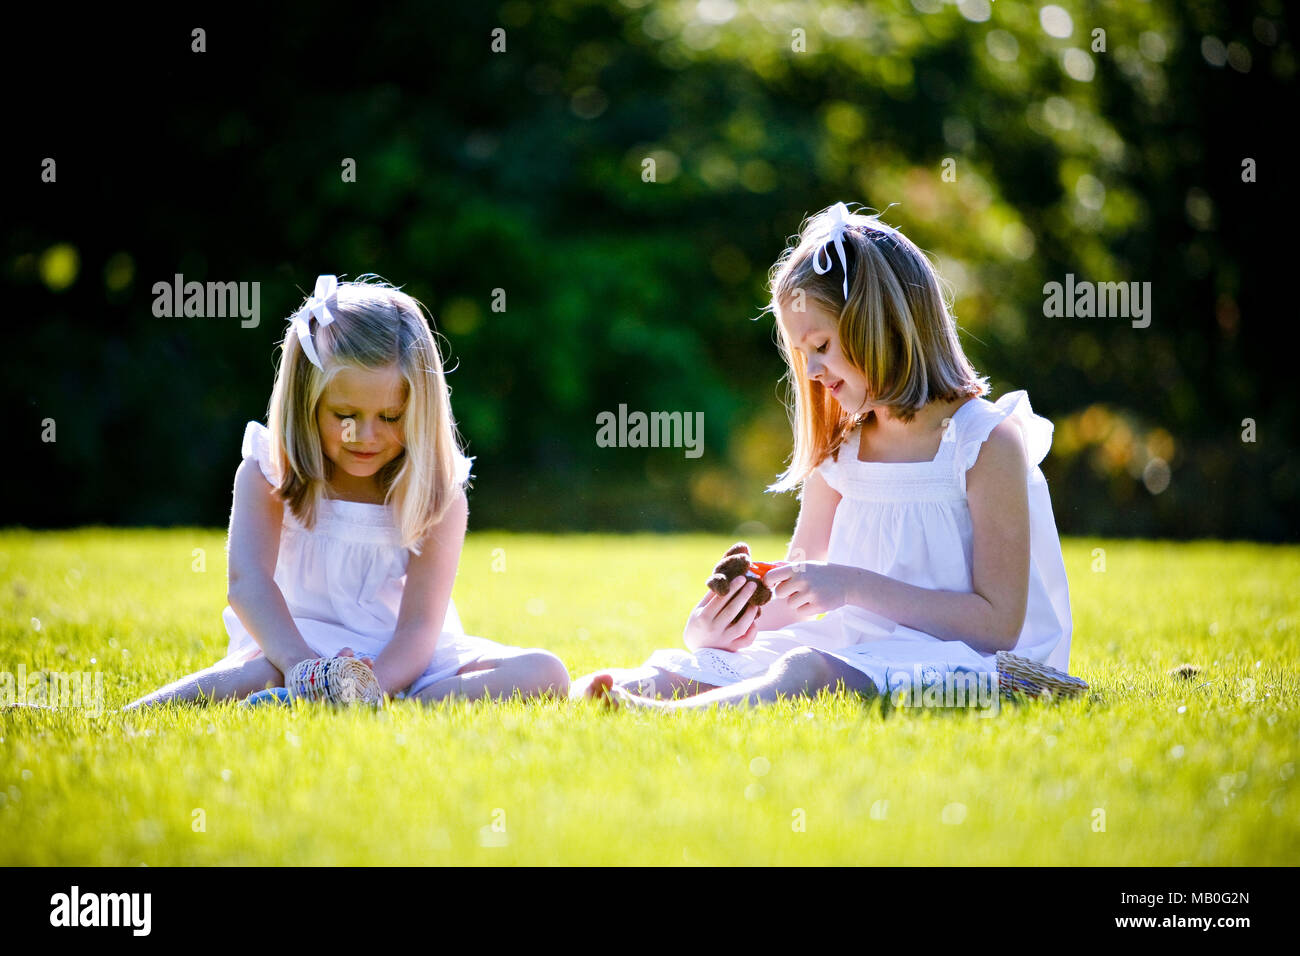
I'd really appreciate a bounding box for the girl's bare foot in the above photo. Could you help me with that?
[569,671,616,704]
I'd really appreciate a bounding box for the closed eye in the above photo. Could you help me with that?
[335,413,402,423]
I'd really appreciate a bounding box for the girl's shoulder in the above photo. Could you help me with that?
[952,390,1054,487]
[240,420,282,487]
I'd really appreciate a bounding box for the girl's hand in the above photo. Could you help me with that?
[764,562,861,618]
[335,647,375,670]
[683,576,763,653]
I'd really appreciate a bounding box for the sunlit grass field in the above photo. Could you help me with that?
[1,529,1297,865]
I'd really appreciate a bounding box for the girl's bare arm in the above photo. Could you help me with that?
[770,422,1031,654]
[759,468,841,631]
[225,457,319,676]
[370,489,468,695]
[850,421,1030,652]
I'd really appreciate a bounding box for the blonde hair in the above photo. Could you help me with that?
[262,275,468,555]
[766,204,988,495]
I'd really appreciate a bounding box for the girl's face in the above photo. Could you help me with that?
[317,364,408,483]
[777,297,872,417]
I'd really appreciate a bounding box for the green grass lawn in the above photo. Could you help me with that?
[1,529,1297,865]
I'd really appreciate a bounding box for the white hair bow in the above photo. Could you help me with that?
[811,202,904,299]
[292,275,339,370]
[812,202,854,299]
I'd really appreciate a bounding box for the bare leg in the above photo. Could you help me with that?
[569,666,718,702]
[411,649,570,703]
[609,647,877,711]
[122,656,284,710]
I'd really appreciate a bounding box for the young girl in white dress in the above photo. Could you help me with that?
[126,275,568,708]
[572,203,1078,709]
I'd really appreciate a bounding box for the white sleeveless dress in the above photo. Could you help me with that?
[210,421,517,696]
[644,391,1075,692]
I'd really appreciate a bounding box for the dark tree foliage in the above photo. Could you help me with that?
[5,1,1295,540]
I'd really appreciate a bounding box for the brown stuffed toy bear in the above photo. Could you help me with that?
[706,542,784,624]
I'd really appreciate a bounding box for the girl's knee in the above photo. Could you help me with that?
[778,647,875,697]
[774,646,838,689]
[515,650,570,693]
[214,656,282,699]
[238,655,283,684]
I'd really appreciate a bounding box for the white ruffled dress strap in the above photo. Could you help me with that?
[241,421,282,487]
[453,449,475,486]
[953,390,1054,493]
